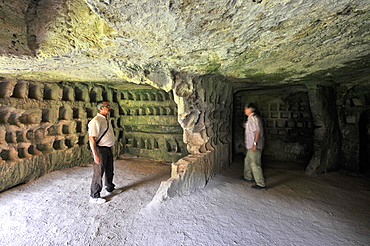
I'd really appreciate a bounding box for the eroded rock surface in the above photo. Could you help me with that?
[0,0,369,87]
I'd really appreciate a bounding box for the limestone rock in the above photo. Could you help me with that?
[0,0,368,87]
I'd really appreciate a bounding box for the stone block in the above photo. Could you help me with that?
[42,109,51,122]
[351,98,363,107]
[86,108,95,118]
[75,120,82,133]
[266,119,275,127]
[26,130,35,141]
[280,112,289,118]
[112,90,120,102]
[5,131,16,143]
[300,102,308,109]
[52,138,67,150]
[270,112,279,118]
[44,84,61,100]
[27,145,42,155]
[297,122,304,128]
[17,143,33,159]
[74,85,89,102]
[65,135,78,148]
[73,108,80,119]
[36,137,54,152]
[291,103,299,111]
[63,121,77,134]
[58,105,73,120]
[77,135,86,146]
[34,127,47,141]
[90,87,103,102]
[48,124,63,136]
[16,130,28,142]
[287,120,296,128]
[279,104,287,110]
[268,129,278,135]
[8,111,21,125]
[276,119,286,128]
[301,112,311,118]
[0,81,15,98]
[0,106,10,124]
[270,102,278,111]
[62,86,73,101]
[28,83,43,100]
[346,115,356,124]
[103,89,113,102]
[17,147,28,158]
[0,147,19,161]
[0,130,6,144]
[79,107,87,119]
[19,109,42,124]
[11,81,28,98]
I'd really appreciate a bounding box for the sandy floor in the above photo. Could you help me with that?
[0,155,369,246]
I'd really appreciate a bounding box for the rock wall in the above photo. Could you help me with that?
[151,75,233,201]
[119,88,188,162]
[233,86,314,164]
[336,83,370,173]
[306,85,342,174]
[234,82,370,175]
[0,77,186,192]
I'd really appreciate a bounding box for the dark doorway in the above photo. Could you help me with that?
[359,110,370,173]
[232,88,314,168]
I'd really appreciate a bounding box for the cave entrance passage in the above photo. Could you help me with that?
[232,87,314,169]
[359,110,370,173]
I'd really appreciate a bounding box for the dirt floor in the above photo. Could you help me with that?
[0,155,369,246]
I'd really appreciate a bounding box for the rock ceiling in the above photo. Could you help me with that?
[0,0,369,90]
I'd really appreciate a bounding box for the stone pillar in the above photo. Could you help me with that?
[150,74,233,202]
[305,84,341,175]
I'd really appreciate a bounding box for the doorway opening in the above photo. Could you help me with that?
[359,110,370,174]
[232,87,314,170]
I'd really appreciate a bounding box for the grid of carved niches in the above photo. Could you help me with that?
[120,90,173,101]
[0,102,126,157]
[0,80,124,161]
[0,80,123,103]
[260,101,313,137]
[0,121,88,161]
[119,106,176,116]
[124,133,188,162]
[119,89,177,115]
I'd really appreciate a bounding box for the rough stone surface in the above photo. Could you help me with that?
[0,79,188,192]
[234,87,314,164]
[0,0,369,87]
[306,85,341,174]
[0,0,369,197]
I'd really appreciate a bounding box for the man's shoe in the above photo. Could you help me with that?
[251,185,266,190]
[105,189,122,195]
[240,177,253,183]
[89,197,106,204]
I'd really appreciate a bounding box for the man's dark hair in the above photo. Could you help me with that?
[245,103,258,112]
[97,100,110,112]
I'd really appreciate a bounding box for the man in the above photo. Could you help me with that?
[88,100,121,204]
[242,103,266,190]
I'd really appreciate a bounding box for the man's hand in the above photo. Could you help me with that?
[252,145,258,152]
[89,136,102,164]
[93,154,102,165]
